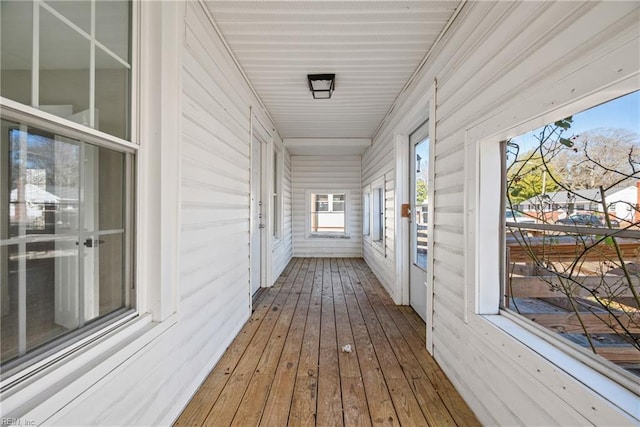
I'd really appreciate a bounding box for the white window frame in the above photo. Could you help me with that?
[0,0,139,378]
[363,186,371,240]
[271,142,284,242]
[5,0,135,139]
[306,189,350,238]
[371,176,385,252]
[0,2,184,419]
[470,77,640,417]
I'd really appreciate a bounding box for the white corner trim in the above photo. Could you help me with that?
[394,134,409,305]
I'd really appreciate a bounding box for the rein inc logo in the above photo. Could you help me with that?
[1,419,36,426]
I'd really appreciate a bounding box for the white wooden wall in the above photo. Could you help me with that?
[272,149,293,281]
[363,1,640,425]
[27,2,292,425]
[361,135,396,297]
[292,155,362,257]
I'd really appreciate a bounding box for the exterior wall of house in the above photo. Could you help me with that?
[362,1,639,425]
[5,2,292,425]
[361,135,396,297]
[273,148,294,281]
[292,155,362,257]
[606,186,638,223]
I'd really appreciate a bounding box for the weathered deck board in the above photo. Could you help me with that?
[175,258,480,427]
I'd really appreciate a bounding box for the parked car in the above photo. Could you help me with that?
[555,214,619,227]
[505,210,536,224]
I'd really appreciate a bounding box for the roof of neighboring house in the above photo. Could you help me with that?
[10,184,60,203]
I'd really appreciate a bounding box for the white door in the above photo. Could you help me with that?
[409,121,430,321]
[250,132,263,295]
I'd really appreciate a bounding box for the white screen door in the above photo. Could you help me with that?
[409,121,429,321]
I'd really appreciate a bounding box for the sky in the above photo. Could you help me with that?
[512,90,640,151]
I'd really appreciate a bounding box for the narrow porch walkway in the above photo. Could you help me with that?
[175,258,479,426]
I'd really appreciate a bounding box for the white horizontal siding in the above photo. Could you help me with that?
[40,2,288,425]
[292,155,362,257]
[363,0,640,425]
[362,131,396,299]
[272,149,293,281]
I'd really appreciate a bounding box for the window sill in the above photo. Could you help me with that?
[483,312,639,419]
[307,233,351,239]
[371,239,385,251]
[1,313,177,422]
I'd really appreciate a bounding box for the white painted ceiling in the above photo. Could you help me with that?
[204,1,462,141]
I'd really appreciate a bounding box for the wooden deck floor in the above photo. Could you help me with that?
[175,258,479,426]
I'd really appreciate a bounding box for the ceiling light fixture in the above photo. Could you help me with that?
[307,74,335,99]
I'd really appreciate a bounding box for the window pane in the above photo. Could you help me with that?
[311,193,345,233]
[414,139,428,269]
[377,188,384,239]
[315,194,329,212]
[273,151,278,237]
[363,193,370,236]
[97,145,125,231]
[1,240,80,364]
[40,8,90,124]
[97,232,126,318]
[45,0,91,33]
[1,0,32,106]
[96,0,130,62]
[95,47,130,140]
[504,91,640,374]
[7,126,80,238]
[333,194,345,212]
[1,116,130,367]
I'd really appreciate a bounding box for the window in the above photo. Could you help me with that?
[0,0,133,374]
[503,91,640,376]
[363,191,370,237]
[310,192,346,234]
[1,0,132,140]
[272,147,282,239]
[372,184,384,243]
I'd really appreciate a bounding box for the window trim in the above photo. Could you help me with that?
[0,100,137,381]
[0,0,147,389]
[0,99,137,153]
[272,143,283,241]
[470,78,640,406]
[305,189,350,238]
[370,177,385,253]
[362,186,371,240]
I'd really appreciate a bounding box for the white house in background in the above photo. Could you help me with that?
[0,1,638,426]
[606,184,640,222]
[9,184,60,220]
[520,182,639,222]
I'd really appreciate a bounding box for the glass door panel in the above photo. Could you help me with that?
[413,139,429,270]
[409,120,429,322]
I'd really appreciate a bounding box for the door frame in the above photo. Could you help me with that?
[394,80,436,353]
[250,112,270,298]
